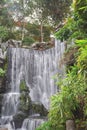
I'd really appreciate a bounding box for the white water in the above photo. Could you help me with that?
[0,40,65,130]
[20,118,45,130]
[8,40,64,109]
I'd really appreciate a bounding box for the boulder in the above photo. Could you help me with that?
[31,103,48,116]
[7,39,22,48]
[1,39,22,50]
[13,111,27,128]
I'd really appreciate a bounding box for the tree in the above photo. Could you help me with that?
[29,0,72,42]
[0,0,14,29]
[0,0,15,42]
[9,0,32,41]
[55,0,87,42]
[38,0,72,25]
[28,0,51,42]
[73,0,87,33]
[36,0,87,130]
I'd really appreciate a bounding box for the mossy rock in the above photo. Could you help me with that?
[19,94,31,113]
[13,111,27,128]
[19,80,31,113]
[20,80,29,93]
[31,103,48,116]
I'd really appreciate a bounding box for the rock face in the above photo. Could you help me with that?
[0,39,22,51]
[31,42,55,50]
[12,80,48,129]
[66,120,76,130]
[7,39,22,48]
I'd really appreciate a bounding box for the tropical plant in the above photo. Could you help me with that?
[46,0,87,129]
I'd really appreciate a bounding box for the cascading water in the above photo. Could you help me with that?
[0,49,20,128]
[20,118,45,130]
[0,40,65,130]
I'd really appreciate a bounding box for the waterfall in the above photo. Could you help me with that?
[0,40,65,130]
[21,118,45,130]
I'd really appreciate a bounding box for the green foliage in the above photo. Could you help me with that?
[40,0,72,25]
[73,0,87,34]
[49,67,87,128]
[49,0,87,129]
[36,121,59,130]
[0,0,14,29]
[0,26,9,42]
[55,0,87,42]
[74,0,87,21]
[55,18,74,41]
[13,30,22,41]
[22,37,35,46]
[55,17,87,42]
[75,39,87,46]
[0,26,15,42]
[36,121,51,130]
[77,46,87,75]
[25,23,40,36]
[20,80,29,92]
[48,39,87,129]
[0,68,5,77]
[25,23,53,42]
[36,121,65,130]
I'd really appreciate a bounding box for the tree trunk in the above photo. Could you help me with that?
[21,23,25,41]
[66,120,76,130]
[40,20,43,42]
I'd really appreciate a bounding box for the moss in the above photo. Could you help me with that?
[13,112,28,128]
[19,80,31,113]
[19,93,31,113]
[20,80,29,92]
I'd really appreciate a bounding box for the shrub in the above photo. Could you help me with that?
[22,37,35,46]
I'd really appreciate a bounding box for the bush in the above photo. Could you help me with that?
[36,121,54,130]
[0,26,9,42]
[22,37,35,46]
[0,26,15,42]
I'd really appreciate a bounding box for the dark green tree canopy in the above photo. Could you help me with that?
[40,0,72,25]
